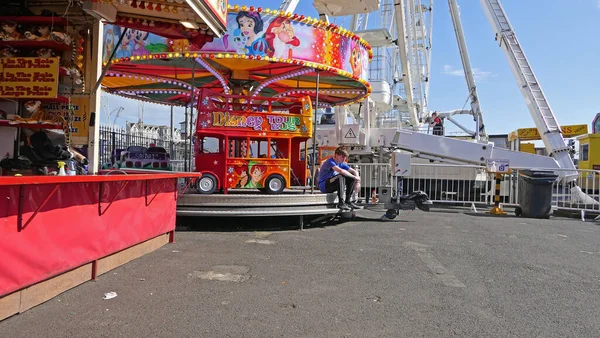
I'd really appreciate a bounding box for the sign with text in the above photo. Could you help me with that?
[41,97,90,146]
[197,110,312,137]
[508,124,588,141]
[0,57,59,99]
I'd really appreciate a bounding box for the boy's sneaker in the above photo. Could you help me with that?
[337,202,351,211]
[348,202,363,210]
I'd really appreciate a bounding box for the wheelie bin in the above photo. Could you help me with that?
[515,169,558,219]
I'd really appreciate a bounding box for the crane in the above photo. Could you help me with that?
[104,106,123,128]
[447,0,487,141]
[479,0,575,177]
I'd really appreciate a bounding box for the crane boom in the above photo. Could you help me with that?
[480,0,576,176]
[447,0,487,141]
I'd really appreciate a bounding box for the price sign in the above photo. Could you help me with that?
[487,159,510,173]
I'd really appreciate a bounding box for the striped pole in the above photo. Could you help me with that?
[488,172,507,215]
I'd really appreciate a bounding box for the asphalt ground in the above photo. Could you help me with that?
[1,208,600,337]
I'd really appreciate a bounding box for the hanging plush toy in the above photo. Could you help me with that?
[10,101,58,125]
[67,66,83,86]
[0,21,22,41]
[0,46,18,58]
[50,31,72,45]
[24,25,51,41]
[35,48,55,58]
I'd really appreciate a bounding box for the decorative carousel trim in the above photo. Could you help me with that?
[103,88,189,107]
[195,57,231,95]
[106,70,200,93]
[226,4,373,60]
[104,51,371,105]
[250,67,312,97]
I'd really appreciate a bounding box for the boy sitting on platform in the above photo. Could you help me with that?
[317,146,363,211]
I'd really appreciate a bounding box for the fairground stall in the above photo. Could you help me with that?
[0,0,227,321]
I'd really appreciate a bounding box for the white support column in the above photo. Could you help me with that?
[87,20,104,174]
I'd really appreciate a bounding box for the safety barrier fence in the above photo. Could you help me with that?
[349,162,600,217]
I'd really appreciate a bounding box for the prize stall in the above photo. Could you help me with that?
[0,0,228,321]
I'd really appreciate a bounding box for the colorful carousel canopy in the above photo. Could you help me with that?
[101,5,373,108]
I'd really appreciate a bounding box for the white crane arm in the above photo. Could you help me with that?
[479,0,576,176]
[447,0,486,140]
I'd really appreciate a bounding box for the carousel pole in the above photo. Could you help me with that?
[188,60,197,172]
[310,70,320,194]
[87,21,109,174]
[170,104,174,159]
[183,105,189,172]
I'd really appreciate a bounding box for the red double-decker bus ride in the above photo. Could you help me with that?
[194,89,313,194]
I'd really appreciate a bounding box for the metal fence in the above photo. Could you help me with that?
[349,162,600,217]
[98,125,191,171]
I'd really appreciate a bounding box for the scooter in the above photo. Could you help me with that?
[378,183,433,220]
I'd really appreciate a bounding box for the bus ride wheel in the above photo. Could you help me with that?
[196,173,218,194]
[264,174,286,194]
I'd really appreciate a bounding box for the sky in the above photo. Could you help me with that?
[102,0,600,137]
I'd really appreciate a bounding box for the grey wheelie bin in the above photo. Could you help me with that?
[515,169,558,219]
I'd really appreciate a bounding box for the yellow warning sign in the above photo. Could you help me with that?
[508,124,588,141]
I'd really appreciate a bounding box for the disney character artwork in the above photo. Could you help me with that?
[233,164,249,187]
[115,27,132,59]
[228,161,269,189]
[104,26,115,62]
[246,162,267,188]
[264,17,300,59]
[132,29,150,56]
[349,43,362,77]
[235,11,269,57]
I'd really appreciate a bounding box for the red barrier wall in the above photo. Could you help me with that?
[0,174,196,297]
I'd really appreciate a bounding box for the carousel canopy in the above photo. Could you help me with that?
[101,5,374,108]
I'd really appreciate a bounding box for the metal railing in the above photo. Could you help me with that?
[98,125,191,170]
[350,162,493,205]
[349,162,600,217]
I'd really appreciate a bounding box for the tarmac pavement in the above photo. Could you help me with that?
[1,208,600,337]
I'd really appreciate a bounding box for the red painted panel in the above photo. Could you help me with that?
[0,178,179,297]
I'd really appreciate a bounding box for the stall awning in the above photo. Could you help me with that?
[82,0,227,39]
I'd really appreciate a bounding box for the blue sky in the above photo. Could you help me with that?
[104,0,600,136]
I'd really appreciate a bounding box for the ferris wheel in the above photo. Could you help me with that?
[310,0,491,140]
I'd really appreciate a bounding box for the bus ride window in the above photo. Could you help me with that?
[228,140,236,158]
[249,139,270,158]
[271,139,289,158]
[228,138,249,158]
[200,137,220,154]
